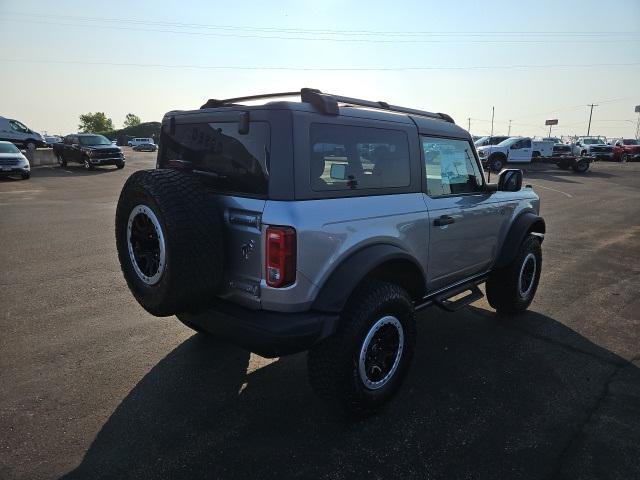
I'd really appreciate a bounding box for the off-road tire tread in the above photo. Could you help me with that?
[115,169,224,316]
[486,234,542,314]
[308,280,416,417]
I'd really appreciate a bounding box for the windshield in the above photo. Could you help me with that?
[0,143,20,154]
[79,135,112,146]
[623,139,638,145]
[582,138,603,145]
[497,137,519,147]
[474,136,489,146]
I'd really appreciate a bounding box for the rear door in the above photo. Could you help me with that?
[508,138,533,162]
[422,136,506,290]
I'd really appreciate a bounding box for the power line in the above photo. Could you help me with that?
[2,58,639,72]
[3,11,640,38]
[1,18,639,44]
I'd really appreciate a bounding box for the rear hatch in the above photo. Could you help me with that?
[159,116,270,309]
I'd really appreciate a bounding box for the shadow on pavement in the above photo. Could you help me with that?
[61,307,640,480]
[32,166,124,178]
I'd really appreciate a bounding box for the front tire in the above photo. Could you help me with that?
[620,154,628,163]
[83,157,94,170]
[308,280,416,417]
[489,154,505,173]
[21,172,30,180]
[115,161,125,169]
[486,235,542,314]
[56,153,67,167]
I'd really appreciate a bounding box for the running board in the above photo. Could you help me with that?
[432,284,484,312]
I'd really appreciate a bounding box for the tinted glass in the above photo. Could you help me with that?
[310,124,410,191]
[623,139,638,145]
[422,136,484,196]
[9,121,28,133]
[79,135,111,146]
[0,143,20,153]
[160,121,270,196]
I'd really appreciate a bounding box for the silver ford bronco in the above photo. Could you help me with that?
[115,88,545,416]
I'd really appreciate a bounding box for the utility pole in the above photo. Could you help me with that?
[467,117,471,132]
[508,120,512,136]
[586,103,598,136]
[490,107,495,137]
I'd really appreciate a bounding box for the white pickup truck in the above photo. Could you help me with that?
[476,137,554,170]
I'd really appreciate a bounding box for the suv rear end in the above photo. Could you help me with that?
[116,89,545,417]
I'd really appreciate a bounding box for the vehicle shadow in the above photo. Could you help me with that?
[31,166,123,178]
[523,167,616,182]
[60,307,640,480]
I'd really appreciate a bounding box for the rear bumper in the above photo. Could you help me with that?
[178,300,340,358]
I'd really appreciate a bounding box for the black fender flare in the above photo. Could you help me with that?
[494,212,545,269]
[312,244,426,313]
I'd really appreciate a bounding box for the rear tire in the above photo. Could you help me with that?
[308,280,416,417]
[115,169,225,316]
[572,159,590,173]
[486,235,542,314]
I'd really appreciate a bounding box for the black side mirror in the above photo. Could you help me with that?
[498,169,523,192]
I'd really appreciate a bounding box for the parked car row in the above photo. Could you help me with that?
[474,134,639,164]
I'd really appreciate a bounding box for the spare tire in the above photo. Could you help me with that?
[115,169,224,316]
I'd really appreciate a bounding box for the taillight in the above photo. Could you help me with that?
[266,226,296,288]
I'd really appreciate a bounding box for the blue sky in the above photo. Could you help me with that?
[1,0,638,138]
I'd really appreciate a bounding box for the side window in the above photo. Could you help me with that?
[9,120,27,133]
[523,138,531,148]
[71,136,79,145]
[309,124,410,191]
[422,136,484,196]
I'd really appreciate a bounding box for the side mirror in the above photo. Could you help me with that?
[576,142,581,147]
[20,149,27,154]
[498,169,523,192]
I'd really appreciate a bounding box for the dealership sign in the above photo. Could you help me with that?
[545,119,559,125]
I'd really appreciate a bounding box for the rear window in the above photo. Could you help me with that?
[160,121,270,197]
[310,124,410,191]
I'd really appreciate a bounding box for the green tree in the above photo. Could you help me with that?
[123,113,141,128]
[78,112,114,133]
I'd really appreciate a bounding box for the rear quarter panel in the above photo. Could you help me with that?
[261,194,430,312]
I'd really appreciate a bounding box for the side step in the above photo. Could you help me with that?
[432,284,484,312]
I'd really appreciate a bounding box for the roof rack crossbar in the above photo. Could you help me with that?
[300,88,454,123]
[201,91,300,109]
[200,88,454,124]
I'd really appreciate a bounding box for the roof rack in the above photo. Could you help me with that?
[200,88,454,124]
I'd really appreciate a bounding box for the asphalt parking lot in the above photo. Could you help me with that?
[1,152,639,480]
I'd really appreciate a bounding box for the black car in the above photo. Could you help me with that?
[132,143,157,152]
[53,134,125,170]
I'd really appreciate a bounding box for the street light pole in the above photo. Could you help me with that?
[490,107,495,137]
[508,120,512,136]
[587,103,598,136]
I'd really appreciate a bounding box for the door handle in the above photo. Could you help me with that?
[434,215,455,226]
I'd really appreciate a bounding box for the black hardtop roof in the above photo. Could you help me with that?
[166,88,469,139]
